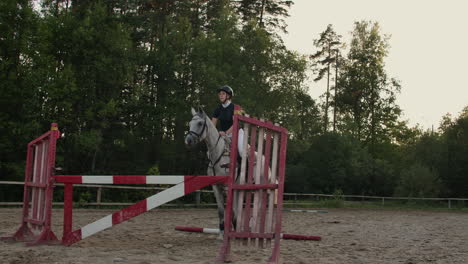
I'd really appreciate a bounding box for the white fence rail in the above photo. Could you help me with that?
[1,181,467,209]
[283,192,468,209]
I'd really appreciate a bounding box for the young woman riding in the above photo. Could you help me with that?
[211,85,244,158]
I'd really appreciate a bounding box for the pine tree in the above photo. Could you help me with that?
[310,24,343,132]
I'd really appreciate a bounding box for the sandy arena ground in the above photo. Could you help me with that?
[1,208,467,264]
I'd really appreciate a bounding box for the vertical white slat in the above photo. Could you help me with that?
[252,122,265,247]
[235,119,250,245]
[30,145,39,222]
[265,131,279,246]
[38,142,48,221]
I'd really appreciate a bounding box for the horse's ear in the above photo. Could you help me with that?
[197,105,203,114]
[191,107,197,116]
[199,107,207,118]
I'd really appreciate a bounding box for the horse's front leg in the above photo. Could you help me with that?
[232,168,240,230]
[212,183,225,240]
[208,166,225,238]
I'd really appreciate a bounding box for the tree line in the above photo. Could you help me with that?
[0,0,466,202]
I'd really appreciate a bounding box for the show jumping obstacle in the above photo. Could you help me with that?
[1,108,319,263]
[0,123,227,246]
[216,110,290,263]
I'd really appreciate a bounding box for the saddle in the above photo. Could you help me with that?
[220,136,233,169]
[220,136,255,170]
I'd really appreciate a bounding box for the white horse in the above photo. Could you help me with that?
[185,107,274,237]
[185,107,232,233]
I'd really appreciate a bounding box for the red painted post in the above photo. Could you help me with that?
[63,183,73,241]
[217,105,242,262]
[35,123,60,245]
[269,130,288,263]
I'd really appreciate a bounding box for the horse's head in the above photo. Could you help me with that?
[185,107,208,148]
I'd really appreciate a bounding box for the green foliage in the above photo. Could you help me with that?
[394,108,468,198]
[147,164,160,175]
[0,0,43,181]
[439,107,468,196]
[330,189,345,208]
[337,21,401,147]
[0,0,311,201]
[395,163,442,198]
[234,0,293,33]
[1,1,466,204]
[77,190,93,206]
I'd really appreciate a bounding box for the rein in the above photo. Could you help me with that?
[189,114,226,176]
[188,116,207,143]
[208,135,225,176]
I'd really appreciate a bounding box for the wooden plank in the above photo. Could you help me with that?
[236,115,286,133]
[31,144,41,223]
[243,125,257,245]
[230,184,277,190]
[265,132,279,247]
[235,121,250,245]
[252,123,265,247]
[270,131,289,263]
[38,142,49,224]
[259,129,272,247]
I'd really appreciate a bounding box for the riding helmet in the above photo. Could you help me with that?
[217,85,234,97]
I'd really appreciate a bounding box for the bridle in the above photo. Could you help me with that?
[188,113,208,144]
[187,113,225,176]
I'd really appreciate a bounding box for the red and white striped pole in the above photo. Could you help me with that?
[175,226,321,241]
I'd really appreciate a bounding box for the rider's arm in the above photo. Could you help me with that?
[226,125,233,135]
[212,117,226,136]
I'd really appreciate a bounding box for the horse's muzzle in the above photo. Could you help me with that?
[185,134,198,148]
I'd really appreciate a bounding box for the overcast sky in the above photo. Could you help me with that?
[280,0,468,129]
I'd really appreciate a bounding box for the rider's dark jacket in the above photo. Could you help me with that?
[212,103,234,132]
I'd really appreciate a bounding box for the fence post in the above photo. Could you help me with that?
[96,187,102,208]
[382,197,385,206]
[448,199,451,209]
[63,183,73,241]
[195,190,201,207]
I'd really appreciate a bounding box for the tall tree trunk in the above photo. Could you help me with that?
[369,83,376,155]
[324,42,331,132]
[259,0,266,27]
[333,50,338,132]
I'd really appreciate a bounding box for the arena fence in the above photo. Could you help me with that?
[1,181,466,209]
